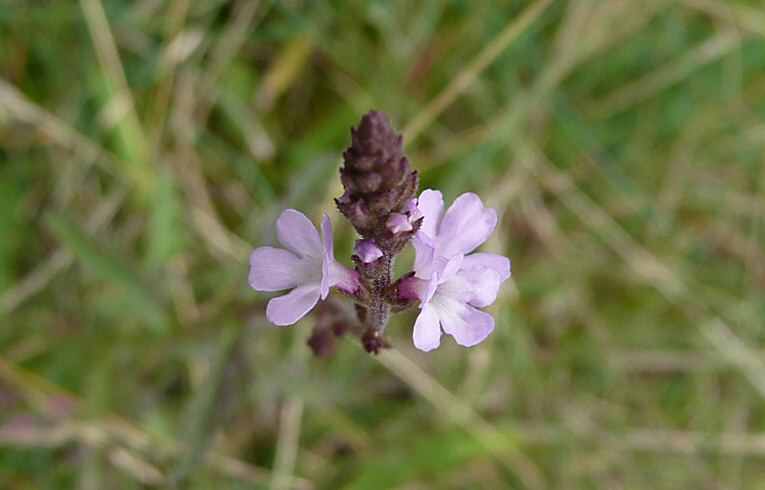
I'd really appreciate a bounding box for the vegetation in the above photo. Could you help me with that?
[1,0,765,487]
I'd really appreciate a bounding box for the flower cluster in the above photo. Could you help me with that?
[248,111,511,355]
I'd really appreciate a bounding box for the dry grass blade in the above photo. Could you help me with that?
[701,318,765,400]
[680,0,765,37]
[161,2,263,263]
[415,0,670,172]
[78,0,146,138]
[78,0,152,191]
[0,78,123,179]
[270,396,305,490]
[602,428,765,456]
[0,250,70,315]
[0,190,124,314]
[527,147,765,403]
[402,0,553,144]
[106,447,165,485]
[5,0,764,485]
[376,349,544,489]
[590,32,742,118]
[173,148,252,261]
[0,356,311,488]
[192,0,263,124]
[146,0,193,151]
[518,424,765,456]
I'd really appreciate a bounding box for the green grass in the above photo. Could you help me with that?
[2,0,765,488]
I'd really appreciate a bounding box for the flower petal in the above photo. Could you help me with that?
[320,213,334,298]
[462,253,511,282]
[437,302,495,347]
[412,236,436,279]
[412,304,442,352]
[417,189,444,238]
[412,237,464,284]
[328,261,362,295]
[448,267,501,307]
[277,209,323,258]
[423,272,438,304]
[438,252,464,284]
[435,193,498,257]
[266,285,322,326]
[321,213,334,257]
[249,247,313,291]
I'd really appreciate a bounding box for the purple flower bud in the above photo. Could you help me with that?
[386,213,413,234]
[335,111,418,238]
[354,239,383,263]
[331,321,350,337]
[307,329,335,358]
[337,191,352,205]
[361,328,390,354]
[395,274,423,301]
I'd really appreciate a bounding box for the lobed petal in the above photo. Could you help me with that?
[437,301,495,347]
[320,213,334,298]
[435,193,498,257]
[412,236,436,279]
[423,272,438,304]
[447,267,502,307]
[266,285,322,326]
[277,209,323,258]
[412,304,442,352]
[416,189,444,238]
[249,247,313,291]
[412,237,464,284]
[462,253,511,282]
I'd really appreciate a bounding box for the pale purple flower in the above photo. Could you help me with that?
[249,209,360,326]
[398,254,502,351]
[354,239,383,263]
[398,190,511,351]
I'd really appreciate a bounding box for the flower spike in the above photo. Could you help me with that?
[248,112,511,357]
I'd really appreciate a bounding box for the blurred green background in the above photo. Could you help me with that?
[2,0,765,488]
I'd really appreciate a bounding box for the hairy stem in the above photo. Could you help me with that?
[368,253,393,331]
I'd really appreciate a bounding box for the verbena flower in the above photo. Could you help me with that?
[247,111,513,357]
[398,190,511,351]
[248,209,360,326]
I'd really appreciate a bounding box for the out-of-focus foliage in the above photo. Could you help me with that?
[1,0,765,488]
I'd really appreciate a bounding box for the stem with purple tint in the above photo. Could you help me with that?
[329,111,421,353]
